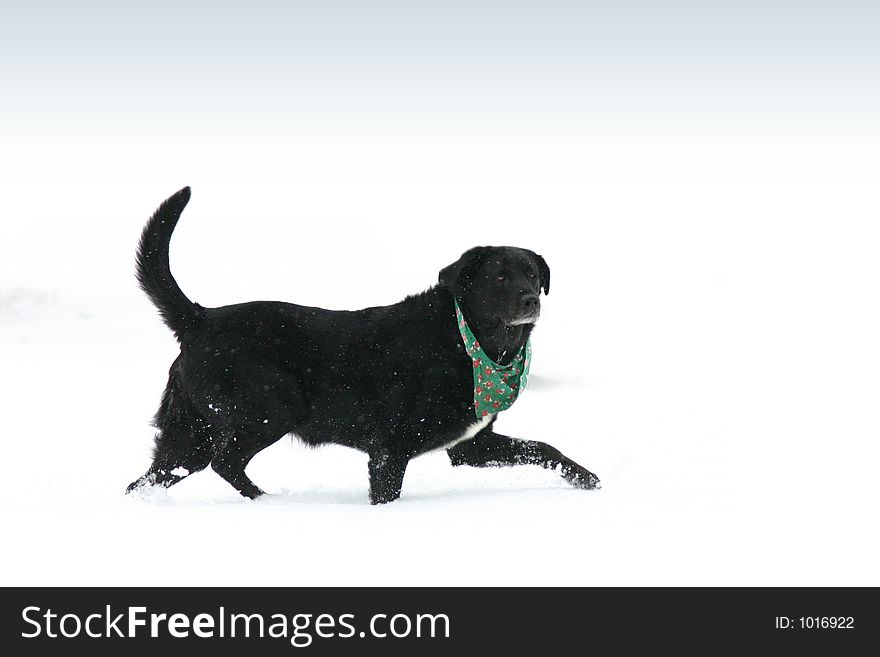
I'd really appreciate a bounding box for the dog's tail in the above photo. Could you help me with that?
[136,187,204,341]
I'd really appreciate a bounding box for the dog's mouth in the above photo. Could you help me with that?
[505,312,540,326]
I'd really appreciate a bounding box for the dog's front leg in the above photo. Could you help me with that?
[368,448,410,504]
[447,429,600,490]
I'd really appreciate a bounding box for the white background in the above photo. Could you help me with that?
[1,2,878,585]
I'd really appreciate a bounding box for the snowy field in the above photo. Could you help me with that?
[3,127,878,587]
[2,3,879,586]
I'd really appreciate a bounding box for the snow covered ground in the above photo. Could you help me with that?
[2,2,879,586]
[2,125,878,586]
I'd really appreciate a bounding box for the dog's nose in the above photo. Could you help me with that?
[521,294,540,313]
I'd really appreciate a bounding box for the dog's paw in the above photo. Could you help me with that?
[239,485,267,500]
[562,465,601,491]
[125,473,157,496]
[125,481,174,504]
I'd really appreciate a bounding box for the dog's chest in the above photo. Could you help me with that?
[434,414,494,452]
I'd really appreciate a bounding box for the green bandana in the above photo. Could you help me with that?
[455,300,531,418]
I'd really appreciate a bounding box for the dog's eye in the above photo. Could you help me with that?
[528,272,536,279]
[496,275,505,282]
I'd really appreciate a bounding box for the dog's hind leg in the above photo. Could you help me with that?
[126,422,214,494]
[211,431,283,499]
[126,372,216,495]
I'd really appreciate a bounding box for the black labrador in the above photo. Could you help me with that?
[127,187,600,503]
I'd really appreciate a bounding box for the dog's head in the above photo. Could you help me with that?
[438,246,550,327]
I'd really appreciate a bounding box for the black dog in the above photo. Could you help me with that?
[127,187,600,503]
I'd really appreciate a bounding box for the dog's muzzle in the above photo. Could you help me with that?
[507,294,540,325]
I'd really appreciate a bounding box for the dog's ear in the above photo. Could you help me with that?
[439,246,491,290]
[528,251,550,295]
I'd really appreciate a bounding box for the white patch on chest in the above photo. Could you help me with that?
[434,414,494,452]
